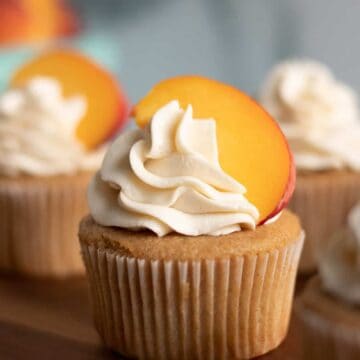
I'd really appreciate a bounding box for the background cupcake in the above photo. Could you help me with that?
[79,76,304,359]
[296,203,360,359]
[260,59,360,273]
[0,49,129,277]
[0,0,79,91]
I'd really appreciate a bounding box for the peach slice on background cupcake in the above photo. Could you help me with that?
[0,0,78,46]
[11,49,130,149]
[134,75,295,223]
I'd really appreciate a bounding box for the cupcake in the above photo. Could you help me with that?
[0,49,129,277]
[260,60,360,273]
[79,76,304,359]
[296,203,360,359]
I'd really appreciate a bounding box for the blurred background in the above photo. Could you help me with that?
[1,0,360,101]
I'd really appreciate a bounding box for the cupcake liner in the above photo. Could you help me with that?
[296,302,360,360]
[289,172,360,273]
[0,174,91,277]
[81,232,304,359]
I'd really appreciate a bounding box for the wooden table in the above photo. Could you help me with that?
[0,274,307,360]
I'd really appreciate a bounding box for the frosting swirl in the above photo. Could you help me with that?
[319,203,360,305]
[260,60,360,171]
[88,100,259,236]
[0,77,105,177]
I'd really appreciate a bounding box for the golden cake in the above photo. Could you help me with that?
[0,173,91,276]
[297,277,360,360]
[296,203,360,359]
[290,169,360,271]
[80,210,302,359]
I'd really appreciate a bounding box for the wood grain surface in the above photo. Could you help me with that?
[0,274,308,360]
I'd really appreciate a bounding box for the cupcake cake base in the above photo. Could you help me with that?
[0,173,92,277]
[290,169,360,273]
[296,276,360,360]
[79,210,304,359]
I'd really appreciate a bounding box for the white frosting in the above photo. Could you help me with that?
[0,77,105,177]
[264,211,283,225]
[260,60,360,171]
[88,100,259,237]
[319,203,360,305]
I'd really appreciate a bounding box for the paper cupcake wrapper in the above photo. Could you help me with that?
[0,175,90,277]
[297,303,360,360]
[81,232,304,359]
[289,173,360,273]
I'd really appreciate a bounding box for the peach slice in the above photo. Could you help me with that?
[0,1,30,45]
[134,76,295,223]
[0,0,78,46]
[51,0,79,37]
[11,49,129,149]
[21,0,78,41]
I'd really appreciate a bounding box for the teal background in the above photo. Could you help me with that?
[1,0,359,103]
